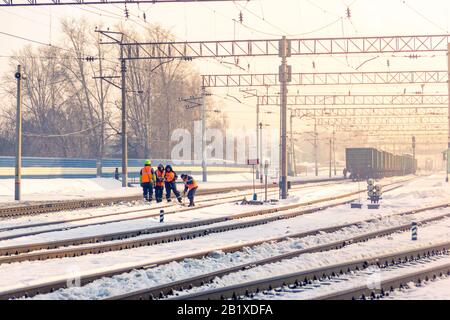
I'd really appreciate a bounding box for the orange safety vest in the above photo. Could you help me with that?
[141,166,153,183]
[155,170,165,187]
[185,177,198,190]
[165,171,176,183]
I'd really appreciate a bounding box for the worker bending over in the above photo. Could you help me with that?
[181,174,198,207]
[140,160,155,202]
[165,165,182,203]
[154,164,165,203]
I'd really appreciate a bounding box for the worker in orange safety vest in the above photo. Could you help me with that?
[154,164,165,203]
[140,159,155,202]
[181,174,198,207]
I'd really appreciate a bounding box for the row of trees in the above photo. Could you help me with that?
[0,18,225,162]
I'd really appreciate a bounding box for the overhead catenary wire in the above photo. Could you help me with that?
[23,122,103,138]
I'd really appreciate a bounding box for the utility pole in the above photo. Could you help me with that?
[97,32,105,178]
[412,135,416,174]
[259,122,263,183]
[279,36,291,199]
[447,43,450,182]
[201,86,207,182]
[120,44,128,188]
[180,89,209,182]
[314,120,318,177]
[14,65,22,201]
[256,100,260,181]
[329,138,332,178]
[289,110,296,177]
[333,130,336,176]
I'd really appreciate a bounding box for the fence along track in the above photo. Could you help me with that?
[0,178,343,218]
[0,182,405,261]
[1,197,447,300]
[167,242,450,300]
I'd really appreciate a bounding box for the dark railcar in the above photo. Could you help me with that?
[346,148,415,180]
[346,148,384,180]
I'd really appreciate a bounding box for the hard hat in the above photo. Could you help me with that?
[181,174,187,179]
[144,159,151,165]
[158,164,164,170]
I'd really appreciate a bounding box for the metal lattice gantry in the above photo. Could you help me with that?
[330,124,447,132]
[120,34,450,60]
[315,116,447,126]
[0,0,241,6]
[97,31,450,195]
[291,106,447,118]
[259,94,448,106]
[202,70,448,88]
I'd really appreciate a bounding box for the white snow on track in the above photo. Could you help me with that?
[0,180,362,247]
[250,254,450,300]
[170,216,450,299]
[0,174,447,299]
[29,209,450,300]
[0,173,339,205]
[382,275,450,300]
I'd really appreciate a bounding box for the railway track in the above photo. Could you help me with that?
[315,259,450,300]
[0,179,347,241]
[0,177,343,218]
[2,197,447,300]
[0,182,405,262]
[166,240,450,301]
[106,207,450,300]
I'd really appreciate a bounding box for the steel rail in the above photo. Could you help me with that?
[168,241,450,300]
[1,193,444,300]
[0,179,346,239]
[317,261,450,300]
[110,209,450,300]
[0,177,342,218]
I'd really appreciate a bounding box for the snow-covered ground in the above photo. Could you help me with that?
[382,275,450,300]
[0,171,341,204]
[0,177,394,248]
[29,209,450,300]
[173,216,450,300]
[0,174,448,300]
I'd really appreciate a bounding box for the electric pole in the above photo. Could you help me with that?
[97,32,105,178]
[180,89,209,182]
[120,45,128,188]
[259,121,263,183]
[447,43,450,182]
[412,135,416,174]
[329,138,332,178]
[201,86,207,182]
[333,130,336,176]
[14,65,22,201]
[256,100,260,180]
[314,120,318,177]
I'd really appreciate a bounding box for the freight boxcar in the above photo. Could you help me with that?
[346,148,416,180]
[345,148,384,180]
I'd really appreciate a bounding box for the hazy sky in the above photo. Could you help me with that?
[1,0,449,135]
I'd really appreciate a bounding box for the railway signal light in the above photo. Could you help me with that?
[239,11,243,23]
[346,7,351,18]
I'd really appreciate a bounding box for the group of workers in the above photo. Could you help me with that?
[139,160,198,207]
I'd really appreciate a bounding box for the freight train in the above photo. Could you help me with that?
[345,148,416,180]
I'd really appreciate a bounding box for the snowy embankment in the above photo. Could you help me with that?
[382,274,450,300]
[0,177,392,248]
[0,171,340,204]
[0,174,444,299]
